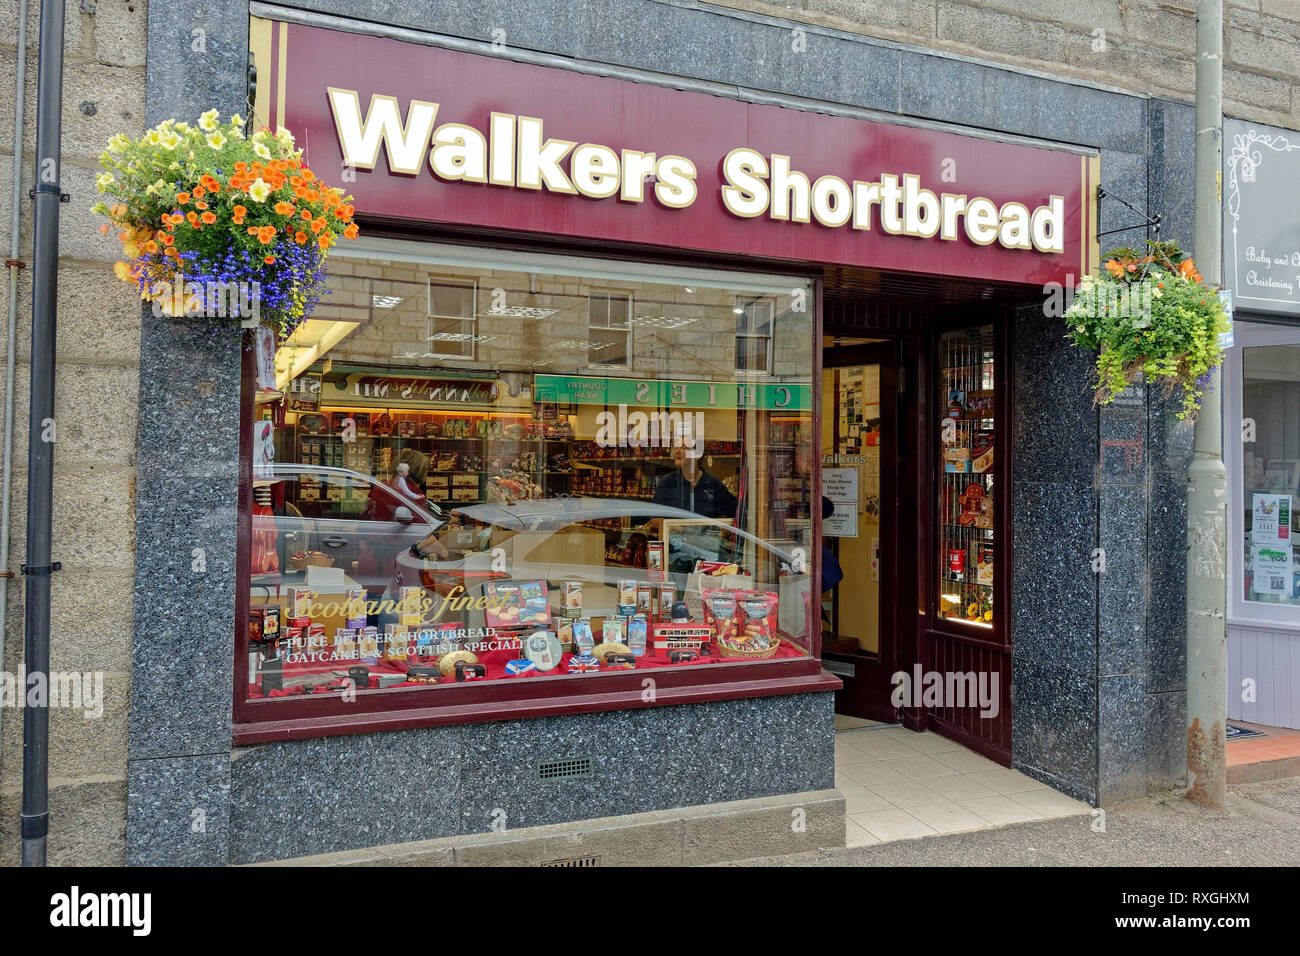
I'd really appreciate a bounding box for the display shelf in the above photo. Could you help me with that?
[938,326,997,628]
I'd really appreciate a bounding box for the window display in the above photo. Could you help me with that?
[1240,344,1300,608]
[242,243,814,710]
[937,326,996,628]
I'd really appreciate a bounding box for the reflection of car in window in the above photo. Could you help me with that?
[393,498,800,624]
[260,464,447,593]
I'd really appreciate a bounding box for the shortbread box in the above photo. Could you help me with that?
[648,622,712,655]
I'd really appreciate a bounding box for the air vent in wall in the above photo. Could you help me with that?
[541,854,600,867]
[538,757,593,781]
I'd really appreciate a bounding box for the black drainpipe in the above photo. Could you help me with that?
[22,0,67,868]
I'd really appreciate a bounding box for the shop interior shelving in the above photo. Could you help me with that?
[937,327,996,630]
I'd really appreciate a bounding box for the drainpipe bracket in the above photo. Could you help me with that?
[20,562,60,575]
[4,258,24,268]
[27,185,69,202]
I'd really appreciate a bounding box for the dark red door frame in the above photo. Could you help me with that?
[917,306,1016,765]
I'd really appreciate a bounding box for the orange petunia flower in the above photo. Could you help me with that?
[317,235,330,250]
[193,185,206,199]
[234,162,247,172]
[294,231,307,244]
[274,201,294,216]
[186,211,199,224]
[201,211,216,224]
[1104,259,1124,278]
[301,209,313,221]
[343,223,359,240]
[257,225,276,244]
[144,240,158,254]
[195,201,208,210]
[264,254,276,265]
[161,234,173,246]
[175,192,190,204]
[1178,258,1199,279]
[233,205,247,218]
[246,227,258,236]
[302,169,315,182]
[200,174,220,192]
[310,217,325,234]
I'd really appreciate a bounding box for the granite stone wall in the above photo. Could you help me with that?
[0,0,148,867]
[708,0,1300,130]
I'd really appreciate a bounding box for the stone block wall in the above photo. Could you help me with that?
[0,0,148,866]
[706,0,1300,127]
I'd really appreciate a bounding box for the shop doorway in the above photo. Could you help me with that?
[821,337,912,723]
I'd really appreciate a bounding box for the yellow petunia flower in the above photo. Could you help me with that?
[198,109,220,132]
[95,172,115,191]
[253,142,271,160]
[247,177,271,203]
[206,131,227,150]
[158,129,182,151]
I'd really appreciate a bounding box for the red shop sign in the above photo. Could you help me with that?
[252,16,1099,285]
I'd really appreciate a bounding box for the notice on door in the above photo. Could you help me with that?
[823,467,859,538]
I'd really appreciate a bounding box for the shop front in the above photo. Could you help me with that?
[127,6,1134,866]
[1222,118,1300,731]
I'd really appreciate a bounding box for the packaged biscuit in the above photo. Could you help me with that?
[657,584,676,622]
[399,586,424,626]
[571,619,595,656]
[702,588,741,646]
[345,588,367,629]
[627,615,648,657]
[384,625,409,662]
[735,592,778,650]
[635,585,654,616]
[602,616,626,645]
[618,580,638,606]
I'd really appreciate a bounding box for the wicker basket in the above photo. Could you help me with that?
[714,635,782,659]
[289,551,334,572]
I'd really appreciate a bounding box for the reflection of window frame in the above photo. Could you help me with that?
[587,289,633,368]
[426,275,479,361]
[1225,321,1300,626]
[735,296,775,374]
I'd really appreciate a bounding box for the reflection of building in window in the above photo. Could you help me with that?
[735,296,774,373]
[427,276,478,359]
[588,291,632,367]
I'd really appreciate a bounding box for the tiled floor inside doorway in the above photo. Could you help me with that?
[835,722,1092,846]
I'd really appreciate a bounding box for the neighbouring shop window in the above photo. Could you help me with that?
[427,276,479,359]
[587,291,632,367]
[937,326,996,629]
[735,296,774,373]
[243,243,814,708]
[1241,344,1300,608]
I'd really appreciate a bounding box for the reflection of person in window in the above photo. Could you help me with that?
[653,444,738,519]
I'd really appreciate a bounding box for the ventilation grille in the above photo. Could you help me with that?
[537,757,593,781]
[541,854,600,867]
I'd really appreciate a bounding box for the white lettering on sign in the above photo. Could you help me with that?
[327,90,1066,255]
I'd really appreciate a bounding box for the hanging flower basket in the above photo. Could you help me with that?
[91,110,359,338]
[1064,239,1231,420]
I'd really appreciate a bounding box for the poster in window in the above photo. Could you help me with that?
[1251,493,1291,544]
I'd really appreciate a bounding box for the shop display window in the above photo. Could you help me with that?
[1239,343,1300,610]
[240,241,816,723]
[936,326,996,629]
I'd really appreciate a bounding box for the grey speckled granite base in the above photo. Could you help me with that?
[229,692,835,865]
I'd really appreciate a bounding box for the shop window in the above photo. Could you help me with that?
[240,241,816,732]
[735,296,774,373]
[1239,343,1300,610]
[936,326,996,630]
[588,291,632,367]
[427,276,478,360]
